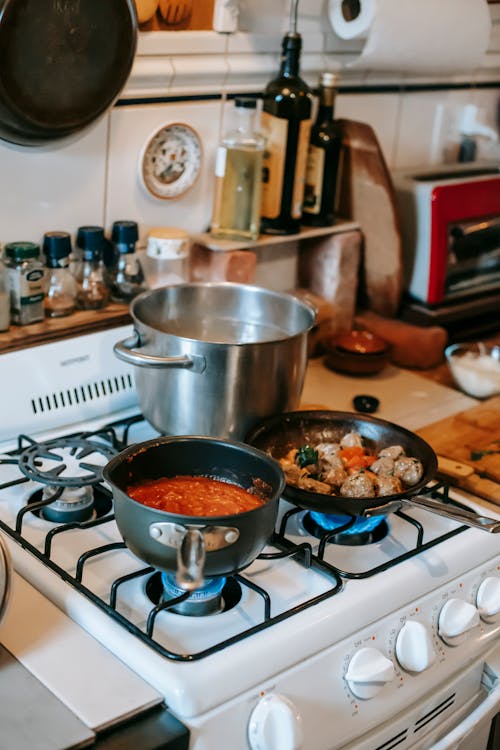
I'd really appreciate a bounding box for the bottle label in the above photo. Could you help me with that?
[147,237,189,260]
[292,118,312,219]
[260,112,288,219]
[303,144,325,215]
[214,146,227,178]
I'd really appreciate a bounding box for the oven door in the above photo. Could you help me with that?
[430,676,500,750]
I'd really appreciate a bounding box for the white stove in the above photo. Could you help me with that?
[0,327,499,750]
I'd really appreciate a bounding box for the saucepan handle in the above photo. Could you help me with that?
[113,330,206,373]
[176,528,206,591]
[402,495,500,533]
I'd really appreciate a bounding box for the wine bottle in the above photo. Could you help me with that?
[302,72,342,227]
[260,29,312,235]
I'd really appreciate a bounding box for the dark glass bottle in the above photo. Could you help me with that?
[302,72,342,227]
[260,32,312,235]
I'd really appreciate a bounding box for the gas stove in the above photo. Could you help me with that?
[0,327,499,750]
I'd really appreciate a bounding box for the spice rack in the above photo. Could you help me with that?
[0,303,131,355]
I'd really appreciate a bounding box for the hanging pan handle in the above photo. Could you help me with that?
[365,495,500,533]
[114,330,206,373]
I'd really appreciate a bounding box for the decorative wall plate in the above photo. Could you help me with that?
[139,122,202,199]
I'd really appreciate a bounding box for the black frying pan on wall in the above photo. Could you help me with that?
[0,0,137,146]
[246,411,500,533]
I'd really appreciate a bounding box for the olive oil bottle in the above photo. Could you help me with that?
[302,72,342,227]
[260,0,312,235]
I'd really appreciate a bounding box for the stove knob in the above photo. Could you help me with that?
[438,598,480,646]
[476,577,500,623]
[248,693,304,750]
[395,620,436,673]
[345,647,395,699]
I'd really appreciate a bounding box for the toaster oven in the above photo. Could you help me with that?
[393,163,500,305]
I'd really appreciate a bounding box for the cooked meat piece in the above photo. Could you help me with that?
[323,466,348,488]
[340,432,364,448]
[316,442,341,463]
[375,475,403,496]
[370,457,395,476]
[378,445,405,460]
[298,476,332,494]
[340,471,376,497]
[394,456,424,486]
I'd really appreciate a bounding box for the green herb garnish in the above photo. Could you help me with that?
[470,449,500,461]
[296,445,319,468]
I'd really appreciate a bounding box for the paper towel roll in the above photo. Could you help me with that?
[328,0,491,73]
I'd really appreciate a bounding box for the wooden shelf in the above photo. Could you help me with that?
[0,303,131,355]
[192,220,359,252]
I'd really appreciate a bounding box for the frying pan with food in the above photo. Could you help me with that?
[246,411,500,533]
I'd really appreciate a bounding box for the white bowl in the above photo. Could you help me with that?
[445,342,500,399]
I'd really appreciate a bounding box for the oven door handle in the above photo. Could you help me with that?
[430,679,500,750]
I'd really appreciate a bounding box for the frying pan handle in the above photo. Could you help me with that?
[400,495,500,533]
[114,331,206,373]
[176,528,206,591]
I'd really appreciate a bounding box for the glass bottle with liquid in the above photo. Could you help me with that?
[43,231,77,317]
[302,72,342,227]
[76,242,109,311]
[260,8,312,235]
[210,97,265,242]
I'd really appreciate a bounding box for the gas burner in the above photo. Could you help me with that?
[18,436,116,487]
[302,511,389,546]
[145,572,242,616]
[27,484,113,523]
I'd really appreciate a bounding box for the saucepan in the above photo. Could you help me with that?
[0,0,137,145]
[246,410,500,532]
[0,534,11,625]
[103,436,285,590]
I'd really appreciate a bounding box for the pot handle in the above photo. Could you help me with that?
[176,528,206,591]
[365,495,500,533]
[113,331,206,373]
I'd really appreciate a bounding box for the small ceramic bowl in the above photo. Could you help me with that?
[445,342,500,399]
[324,329,391,376]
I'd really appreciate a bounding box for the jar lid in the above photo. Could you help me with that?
[43,231,72,259]
[112,220,139,245]
[76,225,105,251]
[4,241,40,260]
[320,71,339,87]
[148,227,189,241]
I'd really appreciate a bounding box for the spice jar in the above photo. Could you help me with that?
[43,232,77,318]
[106,220,146,303]
[75,228,109,310]
[0,258,10,332]
[142,227,190,289]
[4,241,45,325]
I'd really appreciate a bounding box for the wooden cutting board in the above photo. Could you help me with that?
[417,396,500,504]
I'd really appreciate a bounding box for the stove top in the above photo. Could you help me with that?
[0,327,499,750]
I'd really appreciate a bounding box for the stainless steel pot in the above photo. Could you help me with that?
[114,282,316,439]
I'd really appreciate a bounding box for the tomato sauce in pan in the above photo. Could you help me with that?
[127,475,266,517]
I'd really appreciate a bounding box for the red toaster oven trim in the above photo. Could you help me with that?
[429,178,500,304]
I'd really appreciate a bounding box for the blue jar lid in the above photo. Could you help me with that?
[111,220,139,246]
[43,231,72,260]
[76,226,105,251]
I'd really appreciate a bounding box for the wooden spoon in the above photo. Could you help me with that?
[158,0,193,25]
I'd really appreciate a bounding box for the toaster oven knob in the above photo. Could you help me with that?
[248,693,304,750]
[476,577,500,623]
[344,647,395,699]
[395,620,436,673]
[438,598,480,646]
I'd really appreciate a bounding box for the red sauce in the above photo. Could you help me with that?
[127,475,266,517]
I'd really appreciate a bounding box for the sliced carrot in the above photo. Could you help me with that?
[339,446,365,460]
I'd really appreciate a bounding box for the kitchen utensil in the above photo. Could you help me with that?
[336,118,403,317]
[103,436,285,590]
[246,410,500,532]
[324,329,391,375]
[445,342,500,399]
[0,0,137,146]
[437,455,500,505]
[0,534,11,625]
[113,282,316,440]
